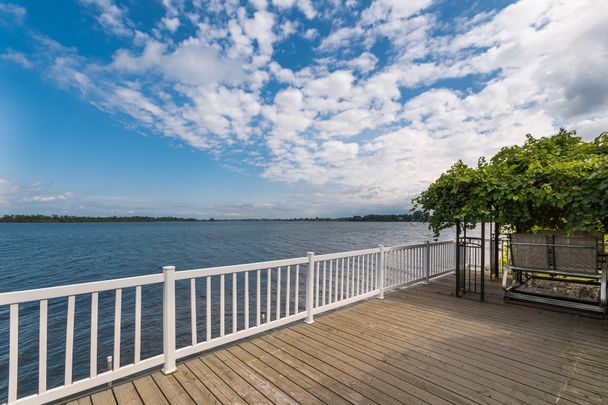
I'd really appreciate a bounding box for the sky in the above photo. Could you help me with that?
[0,0,607,218]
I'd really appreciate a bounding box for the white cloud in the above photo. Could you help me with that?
[7,0,608,214]
[279,20,297,38]
[0,178,80,207]
[317,26,363,51]
[251,0,268,11]
[0,177,19,204]
[79,0,133,37]
[162,16,180,32]
[112,38,245,86]
[0,2,26,25]
[258,0,608,207]
[303,28,318,40]
[272,0,316,18]
[297,0,316,19]
[239,8,277,63]
[25,192,76,203]
[345,52,378,73]
[1,49,33,69]
[361,0,432,25]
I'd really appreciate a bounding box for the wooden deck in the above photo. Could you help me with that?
[65,273,608,405]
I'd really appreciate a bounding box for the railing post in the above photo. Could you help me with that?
[377,245,385,299]
[305,252,315,324]
[424,241,431,284]
[162,266,177,374]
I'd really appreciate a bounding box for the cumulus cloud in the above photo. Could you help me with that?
[162,17,180,32]
[79,0,133,37]
[272,0,316,18]
[5,0,608,213]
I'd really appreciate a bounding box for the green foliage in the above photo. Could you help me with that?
[413,160,487,237]
[413,129,608,237]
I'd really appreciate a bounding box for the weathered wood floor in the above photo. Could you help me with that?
[66,273,608,405]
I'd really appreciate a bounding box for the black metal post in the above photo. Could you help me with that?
[481,221,485,301]
[455,220,461,297]
[493,220,499,279]
[463,224,467,293]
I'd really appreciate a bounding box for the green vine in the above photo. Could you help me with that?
[413,129,608,238]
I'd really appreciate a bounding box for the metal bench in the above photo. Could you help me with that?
[502,232,607,314]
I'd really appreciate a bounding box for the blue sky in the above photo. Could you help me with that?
[0,0,607,218]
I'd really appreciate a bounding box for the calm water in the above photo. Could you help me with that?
[0,221,453,401]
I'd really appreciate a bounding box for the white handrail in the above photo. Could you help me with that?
[0,273,164,305]
[0,239,455,405]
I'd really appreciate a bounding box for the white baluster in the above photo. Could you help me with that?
[135,286,141,363]
[66,295,76,383]
[191,279,197,345]
[206,277,211,341]
[162,266,176,374]
[112,290,121,372]
[39,300,47,394]
[220,274,225,337]
[306,252,315,324]
[286,266,290,316]
[8,304,18,403]
[90,293,98,377]
[256,270,261,326]
[232,273,237,333]
[244,271,249,330]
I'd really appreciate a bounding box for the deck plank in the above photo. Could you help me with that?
[184,358,245,405]
[172,364,219,405]
[232,341,341,405]
[132,375,169,405]
[265,332,411,404]
[217,346,310,404]
[353,291,608,394]
[90,389,116,405]
[321,308,557,404]
[62,272,608,405]
[201,353,273,404]
[293,320,520,405]
[112,382,143,405]
[278,327,463,405]
[248,338,373,404]
[344,303,602,403]
[150,372,195,405]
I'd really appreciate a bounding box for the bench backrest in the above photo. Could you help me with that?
[510,233,551,270]
[510,232,603,274]
[554,234,600,274]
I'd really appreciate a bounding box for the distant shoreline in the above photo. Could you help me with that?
[1,213,428,223]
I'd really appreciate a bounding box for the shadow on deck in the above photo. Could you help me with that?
[66,273,608,405]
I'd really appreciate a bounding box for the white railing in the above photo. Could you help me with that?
[0,240,455,405]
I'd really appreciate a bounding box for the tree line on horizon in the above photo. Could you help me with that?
[0,211,428,223]
[0,215,199,223]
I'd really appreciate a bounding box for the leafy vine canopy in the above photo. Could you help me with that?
[414,129,608,238]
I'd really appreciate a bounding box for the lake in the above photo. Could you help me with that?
[0,221,455,401]
[0,221,454,293]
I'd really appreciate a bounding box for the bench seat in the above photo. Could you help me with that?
[502,232,606,314]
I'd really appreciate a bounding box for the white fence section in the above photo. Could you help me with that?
[0,240,455,405]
